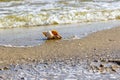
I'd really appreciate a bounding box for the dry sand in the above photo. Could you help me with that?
[0,26,120,67]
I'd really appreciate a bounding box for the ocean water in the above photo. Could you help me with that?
[0,0,120,28]
[0,59,120,80]
[0,21,120,47]
[0,1,120,79]
[0,0,120,47]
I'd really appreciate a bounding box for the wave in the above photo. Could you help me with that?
[0,9,120,28]
[0,0,120,28]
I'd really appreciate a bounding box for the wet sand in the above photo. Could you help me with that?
[0,25,120,80]
[1,20,120,47]
[0,25,120,67]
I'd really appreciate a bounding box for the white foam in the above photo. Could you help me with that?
[0,60,120,80]
[0,44,34,48]
[0,0,120,28]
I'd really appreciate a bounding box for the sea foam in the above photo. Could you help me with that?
[0,0,120,28]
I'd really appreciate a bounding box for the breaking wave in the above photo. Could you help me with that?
[0,0,120,28]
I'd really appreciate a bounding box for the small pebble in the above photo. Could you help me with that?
[21,77,24,80]
[3,67,9,70]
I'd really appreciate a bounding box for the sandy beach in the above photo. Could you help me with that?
[0,25,120,67]
[0,0,120,79]
[0,25,120,80]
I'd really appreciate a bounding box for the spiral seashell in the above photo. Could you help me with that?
[43,30,62,40]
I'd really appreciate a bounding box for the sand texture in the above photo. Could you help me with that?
[0,26,120,67]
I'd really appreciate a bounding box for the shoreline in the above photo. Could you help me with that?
[0,20,120,47]
[0,24,120,80]
[0,25,120,67]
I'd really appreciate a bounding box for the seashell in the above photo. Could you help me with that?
[43,30,62,40]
